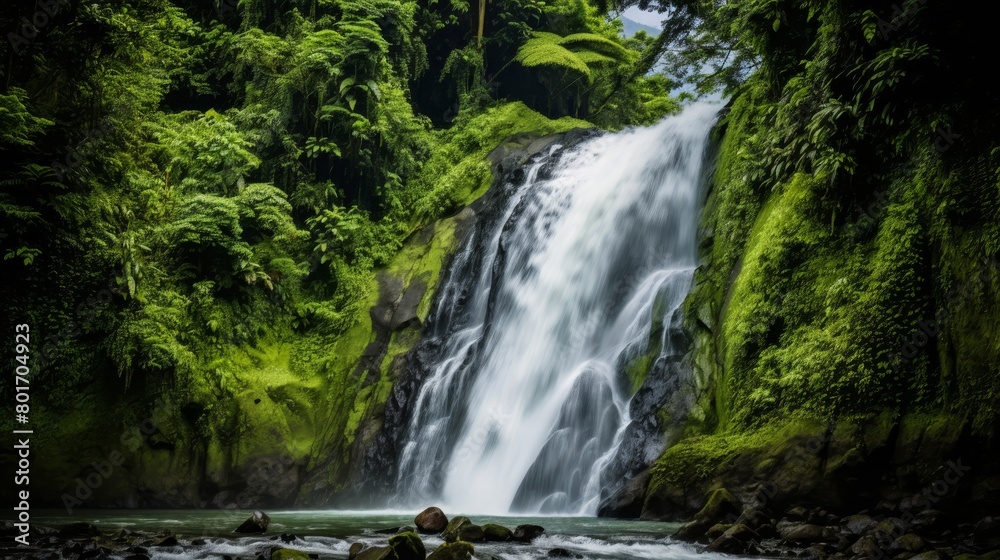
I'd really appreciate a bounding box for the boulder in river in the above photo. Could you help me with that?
[389,531,427,560]
[482,523,512,541]
[234,511,271,533]
[355,545,395,560]
[271,549,311,560]
[349,542,365,560]
[512,524,545,543]
[427,541,474,560]
[415,506,449,533]
[706,523,758,554]
[442,516,477,542]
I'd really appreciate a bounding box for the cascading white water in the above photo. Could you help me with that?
[394,103,720,515]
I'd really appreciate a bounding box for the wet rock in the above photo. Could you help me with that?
[738,509,772,529]
[781,524,831,544]
[912,510,946,532]
[482,524,512,541]
[597,469,651,519]
[705,523,733,541]
[908,551,950,560]
[349,542,365,560]
[876,501,899,515]
[442,516,472,542]
[891,534,925,553]
[192,538,209,545]
[427,541,475,560]
[235,511,271,534]
[58,522,101,538]
[389,531,426,560]
[271,549,311,560]
[513,524,545,543]
[548,548,583,558]
[851,535,881,557]
[457,524,485,542]
[124,554,151,560]
[415,507,449,534]
[152,535,178,547]
[786,507,809,521]
[843,514,878,536]
[973,517,1000,540]
[674,488,741,541]
[876,518,910,540]
[707,523,759,554]
[355,545,394,560]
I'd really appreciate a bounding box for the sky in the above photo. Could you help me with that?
[622,6,665,28]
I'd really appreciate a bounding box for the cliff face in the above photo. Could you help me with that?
[633,64,1000,521]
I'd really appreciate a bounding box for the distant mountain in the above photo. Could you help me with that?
[620,15,660,37]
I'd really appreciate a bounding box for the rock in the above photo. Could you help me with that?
[701,488,742,521]
[738,509,772,529]
[271,549,311,560]
[912,510,946,532]
[389,531,426,560]
[909,551,950,560]
[674,488,741,541]
[415,507,449,534]
[442,516,471,542]
[152,535,178,547]
[597,469,651,518]
[355,546,394,560]
[192,538,209,545]
[851,535,882,557]
[482,524,512,541]
[705,523,733,541]
[781,524,830,544]
[974,517,1000,540]
[876,518,910,540]
[548,548,583,558]
[374,526,415,534]
[349,542,365,560]
[843,514,878,536]
[235,511,271,534]
[891,534,926,553]
[707,524,759,554]
[786,507,810,521]
[58,522,102,538]
[757,524,779,539]
[512,524,545,543]
[427,541,475,560]
[876,501,899,514]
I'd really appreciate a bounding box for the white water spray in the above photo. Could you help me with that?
[395,103,720,514]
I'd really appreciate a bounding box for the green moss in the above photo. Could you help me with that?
[408,102,591,224]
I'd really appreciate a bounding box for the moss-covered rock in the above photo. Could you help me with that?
[482,523,512,541]
[427,541,474,560]
[271,549,312,560]
[388,531,426,560]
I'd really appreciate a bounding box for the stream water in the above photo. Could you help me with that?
[30,509,727,560]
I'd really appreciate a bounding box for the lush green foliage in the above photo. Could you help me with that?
[0,0,675,502]
[676,0,1000,438]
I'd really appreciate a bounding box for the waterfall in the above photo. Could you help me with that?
[393,103,720,515]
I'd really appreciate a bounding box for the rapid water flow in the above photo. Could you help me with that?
[394,103,720,515]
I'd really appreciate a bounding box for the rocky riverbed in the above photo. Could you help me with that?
[668,488,1000,560]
